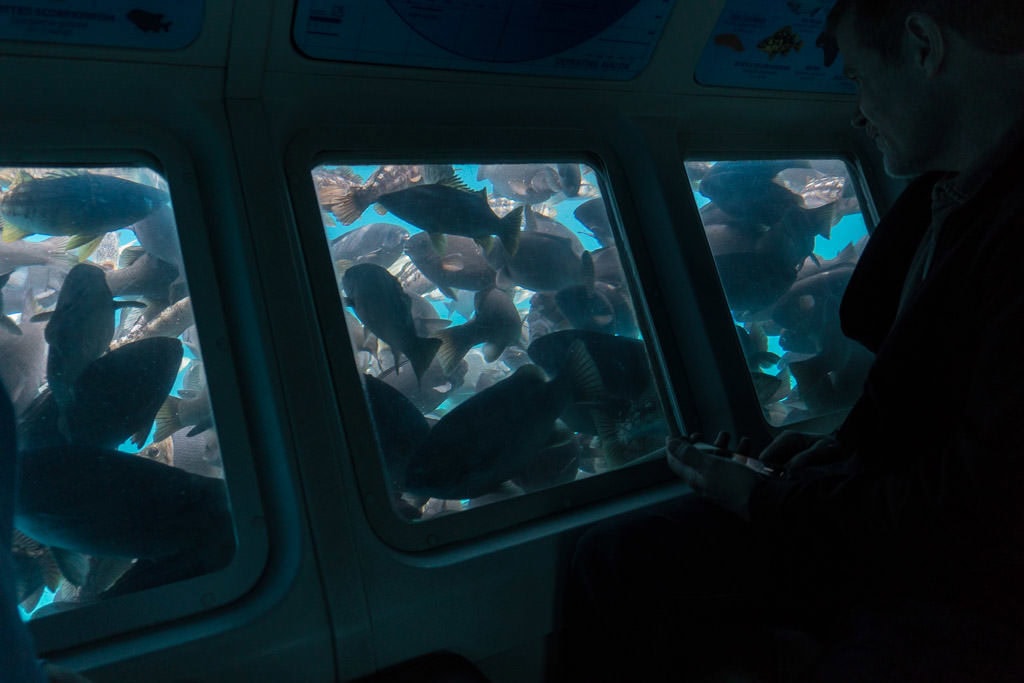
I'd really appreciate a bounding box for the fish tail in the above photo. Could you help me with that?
[407,335,442,383]
[433,323,477,374]
[0,218,29,242]
[153,396,182,443]
[331,191,367,225]
[499,206,523,256]
[66,234,105,260]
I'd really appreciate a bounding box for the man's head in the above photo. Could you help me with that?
[821,1,1024,177]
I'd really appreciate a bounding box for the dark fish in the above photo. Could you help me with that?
[591,246,627,287]
[433,287,522,373]
[105,247,180,302]
[329,165,465,225]
[523,206,584,255]
[573,198,615,247]
[510,424,580,492]
[525,292,571,344]
[0,172,169,254]
[406,289,451,338]
[490,231,583,292]
[0,307,46,414]
[554,252,638,337]
[699,161,812,223]
[477,164,566,205]
[15,444,234,596]
[342,263,441,382]
[363,375,431,491]
[377,184,523,257]
[35,263,145,412]
[787,328,873,414]
[556,164,582,197]
[129,203,183,267]
[404,340,603,499]
[153,358,213,443]
[126,9,172,32]
[772,264,855,348]
[404,231,497,299]
[379,356,467,414]
[330,222,410,270]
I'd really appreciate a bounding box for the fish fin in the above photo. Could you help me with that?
[153,396,182,442]
[331,191,366,225]
[114,300,148,310]
[580,250,595,287]
[335,166,364,184]
[419,318,452,335]
[0,315,21,335]
[20,587,43,612]
[482,341,506,364]
[0,218,29,242]
[51,548,89,588]
[498,206,523,257]
[433,323,477,375]
[805,203,838,238]
[438,284,458,300]
[117,245,147,268]
[373,204,389,216]
[185,419,213,438]
[29,310,53,323]
[563,339,605,404]
[67,234,105,259]
[474,236,494,254]
[408,335,443,383]
[429,232,447,254]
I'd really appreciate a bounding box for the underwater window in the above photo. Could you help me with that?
[311,163,671,521]
[683,159,871,427]
[0,167,233,619]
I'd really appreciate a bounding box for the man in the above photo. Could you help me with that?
[565,1,1024,680]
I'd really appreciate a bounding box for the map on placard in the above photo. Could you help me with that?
[293,0,678,80]
[694,0,854,94]
[0,0,202,49]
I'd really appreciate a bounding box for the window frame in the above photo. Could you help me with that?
[0,123,271,653]
[285,126,686,552]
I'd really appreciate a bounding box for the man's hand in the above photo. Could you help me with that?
[759,430,846,472]
[666,437,764,521]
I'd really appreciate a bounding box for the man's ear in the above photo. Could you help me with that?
[904,12,945,76]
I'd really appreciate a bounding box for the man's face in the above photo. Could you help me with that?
[836,13,940,177]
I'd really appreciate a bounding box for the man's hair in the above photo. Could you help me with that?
[819,0,1024,66]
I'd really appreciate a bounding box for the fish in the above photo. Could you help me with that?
[698,161,818,225]
[523,206,585,255]
[757,26,803,60]
[489,231,584,293]
[772,263,856,349]
[590,246,627,287]
[167,430,222,479]
[105,246,180,302]
[328,165,466,225]
[0,171,169,255]
[129,204,183,268]
[126,9,172,32]
[556,164,583,197]
[405,289,451,338]
[525,291,572,344]
[153,363,213,443]
[573,198,615,247]
[714,33,745,52]
[403,231,497,299]
[342,263,442,382]
[0,236,78,274]
[735,323,781,371]
[404,340,603,499]
[14,444,234,597]
[0,272,22,335]
[137,436,174,466]
[33,263,146,415]
[109,295,193,350]
[362,374,431,491]
[378,356,467,415]
[554,252,638,337]
[477,164,567,205]
[0,299,47,414]
[330,222,410,270]
[510,423,581,492]
[433,287,523,374]
[376,183,523,257]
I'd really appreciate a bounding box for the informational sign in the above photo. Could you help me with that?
[293,0,678,81]
[695,0,854,94]
[0,1,202,50]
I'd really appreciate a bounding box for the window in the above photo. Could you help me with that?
[310,162,671,521]
[683,159,872,426]
[1,167,233,619]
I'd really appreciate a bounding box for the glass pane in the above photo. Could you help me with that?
[0,167,234,619]
[312,163,670,521]
[684,159,872,427]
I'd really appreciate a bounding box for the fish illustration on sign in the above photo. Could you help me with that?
[126,9,172,33]
[757,26,803,60]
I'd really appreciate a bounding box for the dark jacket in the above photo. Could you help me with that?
[749,143,1024,630]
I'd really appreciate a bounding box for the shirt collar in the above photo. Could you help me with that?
[933,117,1024,209]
